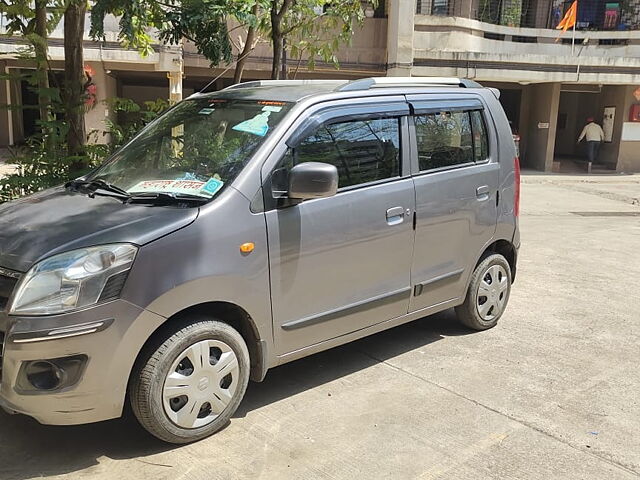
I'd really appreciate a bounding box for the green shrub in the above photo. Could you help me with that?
[0,91,169,202]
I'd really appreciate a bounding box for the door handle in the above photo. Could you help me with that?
[476,185,490,199]
[386,206,405,225]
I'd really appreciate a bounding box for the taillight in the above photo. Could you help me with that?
[514,156,521,217]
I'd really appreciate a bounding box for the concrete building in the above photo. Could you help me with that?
[409,0,640,172]
[2,0,640,171]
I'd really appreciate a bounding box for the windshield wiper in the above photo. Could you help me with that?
[127,192,210,206]
[66,179,210,206]
[66,178,131,199]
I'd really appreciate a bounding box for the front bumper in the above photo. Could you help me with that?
[0,300,166,425]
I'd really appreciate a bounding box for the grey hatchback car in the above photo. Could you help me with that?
[0,77,520,443]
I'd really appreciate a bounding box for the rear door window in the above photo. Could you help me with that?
[414,108,490,172]
[415,111,473,171]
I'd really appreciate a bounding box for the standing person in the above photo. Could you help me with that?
[577,117,605,165]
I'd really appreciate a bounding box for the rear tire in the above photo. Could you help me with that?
[129,317,250,444]
[455,253,512,331]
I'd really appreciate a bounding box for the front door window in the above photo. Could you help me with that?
[292,118,402,189]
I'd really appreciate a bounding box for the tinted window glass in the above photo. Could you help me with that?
[470,110,489,162]
[295,118,401,188]
[415,111,473,171]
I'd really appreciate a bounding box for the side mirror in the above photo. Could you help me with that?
[288,162,338,200]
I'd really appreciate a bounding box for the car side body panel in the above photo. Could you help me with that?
[121,187,275,361]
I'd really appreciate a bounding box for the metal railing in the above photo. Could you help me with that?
[416,0,640,30]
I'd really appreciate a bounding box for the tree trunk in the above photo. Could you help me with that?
[234,4,258,84]
[34,0,51,128]
[281,37,287,80]
[63,0,87,167]
[270,35,283,79]
[270,33,283,80]
[270,0,294,79]
[270,0,283,80]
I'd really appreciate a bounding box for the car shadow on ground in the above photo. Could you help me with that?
[234,309,470,417]
[0,309,472,480]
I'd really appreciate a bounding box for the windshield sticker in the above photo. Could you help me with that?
[128,178,224,198]
[232,111,271,137]
[198,108,215,115]
[129,180,205,196]
[262,105,282,113]
[201,178,224,196]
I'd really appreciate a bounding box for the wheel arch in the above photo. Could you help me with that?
[478,239,517,281]
[130,301,269,387]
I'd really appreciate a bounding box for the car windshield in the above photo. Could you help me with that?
[86,97,292,200]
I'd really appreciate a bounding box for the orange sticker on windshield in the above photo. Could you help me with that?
[258,100,286,106]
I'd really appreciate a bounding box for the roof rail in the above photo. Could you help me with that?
[224,79,348,90]
[336,77,483,92]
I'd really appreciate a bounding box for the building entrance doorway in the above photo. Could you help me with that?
[554,87,616,173]
[498,88,522,135]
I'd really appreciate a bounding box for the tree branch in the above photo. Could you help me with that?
[227,24,246,35]
[277,0,295,21]
[282,10,327,36]
[200,42,260,92]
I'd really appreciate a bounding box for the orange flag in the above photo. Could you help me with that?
[556,1,577,37]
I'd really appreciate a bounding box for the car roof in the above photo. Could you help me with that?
[188,78,492,104]
[198,82,347,103]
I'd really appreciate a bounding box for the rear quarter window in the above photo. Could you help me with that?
[470,110,489,162]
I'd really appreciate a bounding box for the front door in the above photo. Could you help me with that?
[408,97,499,313]
[264,103,415,355]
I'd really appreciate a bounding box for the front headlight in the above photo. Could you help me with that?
[9,244,138,316]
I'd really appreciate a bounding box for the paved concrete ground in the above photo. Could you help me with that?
[0,174,639,479]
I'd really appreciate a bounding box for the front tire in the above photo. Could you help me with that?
[129,318,250,444]
[455,253,512,331]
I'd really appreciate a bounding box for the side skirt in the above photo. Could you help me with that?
[272,296,462,368]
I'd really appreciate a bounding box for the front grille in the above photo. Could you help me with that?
[0,269,20,312]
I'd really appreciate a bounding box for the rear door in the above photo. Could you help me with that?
[408,95,499,313]
[263,99,416,355]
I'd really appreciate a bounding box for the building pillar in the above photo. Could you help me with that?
[0,64,13,147]
[167,59,184,153]
[7,67,23,144]
[387,0,414,77]
[524,82,561,171]
[518,85,531,164]
[168,69,183,105]
[158,43,183,102]
[84,61,117,145]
